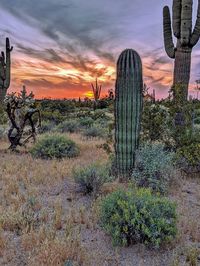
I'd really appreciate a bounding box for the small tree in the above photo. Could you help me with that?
[4,86,41,150]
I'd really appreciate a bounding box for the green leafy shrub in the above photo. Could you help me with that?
[132,143,174,194]
[38,121,55,134]
[30,134,79,159]
[73,163,112,195]
[83,126,105,138]
[56,120,79,133]
[141,103,172,145]
[92,109,107,120]
[194,116,200,125]
[176,143,200,173]
[42,110,65,124]
[78,117,94,128]
[174,127,200,173]
[0,106,8,124]
[100,188,177,247]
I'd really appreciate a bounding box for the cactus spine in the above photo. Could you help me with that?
[0,38,13,103]
[163,0,200,102]
[114,49,143,179]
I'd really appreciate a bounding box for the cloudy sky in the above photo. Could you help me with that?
[0,0,200,99]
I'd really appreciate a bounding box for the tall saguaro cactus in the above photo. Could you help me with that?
[0,38,13,103]
[114,49,143,179]
[163,0,200,101]
[91,78,102,110]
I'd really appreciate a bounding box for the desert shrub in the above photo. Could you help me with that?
[0,126,6,139]
[30,134,79,159]
[100,188,177,247]
[78,117,94,128]
[73,163,112,195]
[176,143,200,173]
[94,118,110,128]
[194,116,200,124]
[97,121,114,155]
[194,108,200,124]
[83,126,105,138]
[76,109,92,118]
[132,143,174,194]
[42,110,65,124]
[38,121,55,134]
[174,127,200,173]
[56,120,79,133]
[92,109,107,120]
[141,103,172,144]
[0,106,7,124]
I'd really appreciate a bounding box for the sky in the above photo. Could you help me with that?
[0,0,200,99]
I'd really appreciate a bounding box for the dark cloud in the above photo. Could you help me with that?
[1,0,199,98]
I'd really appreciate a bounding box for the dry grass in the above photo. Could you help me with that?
[0,134,108,265]
[0,134,200,265]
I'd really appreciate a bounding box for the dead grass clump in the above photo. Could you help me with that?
[30,236,87,266]
[0,228,7,257]
[22,225,88,266]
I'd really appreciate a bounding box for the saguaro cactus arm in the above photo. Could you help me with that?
[190,0,200,46]
[4,38,13,89]
[180,0,193,45]
[173,0,181,38]
[163,6,175,59]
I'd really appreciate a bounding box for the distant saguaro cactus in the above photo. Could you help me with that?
[0,38,13,103]
[163,0,200,102]
[91,78,102,110]
[114,49,143,179]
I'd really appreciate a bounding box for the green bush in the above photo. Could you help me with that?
[83,126,105,138]
[30,134,79,159]
[92,109,107,120]
[0,107,8,124]
[194,116,200,125]
[78,117,94,128]
[38,121,55,134]
[56,120,79,133]
[174,127,200,173]
[100,188,177,247]
[176,143,200,173]
[141,103,172,143]
[73,163,112,195]
[132,143,174,194]
[42,110,65,124]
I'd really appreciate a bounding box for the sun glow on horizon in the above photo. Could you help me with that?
[83,91,94,99]
[9,48,175,100]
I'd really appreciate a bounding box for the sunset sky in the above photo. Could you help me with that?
[0,0,200,99]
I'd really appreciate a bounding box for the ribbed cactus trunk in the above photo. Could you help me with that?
[114,49,143,180]
[173,46,191,101]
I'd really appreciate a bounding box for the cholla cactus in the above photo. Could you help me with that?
[0,38,13,103]
[4,85,41,150]
[163,0,200,102]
